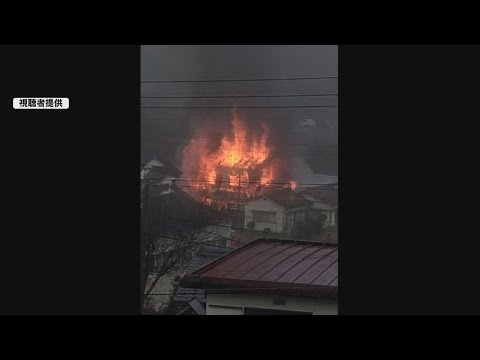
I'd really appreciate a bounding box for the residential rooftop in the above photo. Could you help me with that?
[181,238,338,299]
[251,189,313,210]
[298,186,338,208]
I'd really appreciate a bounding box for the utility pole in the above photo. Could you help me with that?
[237,168,241,229]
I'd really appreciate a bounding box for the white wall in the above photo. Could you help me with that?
[244,198,285,233]
[206,293,337,315]
[322,210,334,227]
[325,210,337,227]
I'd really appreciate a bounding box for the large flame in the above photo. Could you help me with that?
[181,109,276,207]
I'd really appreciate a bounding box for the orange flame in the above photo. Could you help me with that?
[181,109,276,206]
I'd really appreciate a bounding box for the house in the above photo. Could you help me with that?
[181,238,338,315]
[141,156,210,221]
[244,189,312,235]
[243,184,338,241]
[141,158,182,180]
[298,185,338,229]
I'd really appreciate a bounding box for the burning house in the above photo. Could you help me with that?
[141,45,338,315]
[176,106,339,236]
[179,108,296,224]
[182,110,275,198]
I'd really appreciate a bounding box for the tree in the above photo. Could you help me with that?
[291,212,327,239]
[158,275,182,315]
[140,179,214,312]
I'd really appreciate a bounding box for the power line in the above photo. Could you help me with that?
[143,177,337,185]
[148,183,254,189]
[141,93,338,99]
[143,178,337,187]
[141,105,338,109]
[162,214,336,247]
[168,178,337,186]
[199,227,243,244]
[142,213,248,248]
[164,215,302,238]
[141,76,338,84]
[165,216,257,235]
[143,170,337,184]
[147,135,337,146]
[148,184,331,191]
[141,118,337,125]
[144,232,236,251]
[181,144,271,153]
[173,184,336,189]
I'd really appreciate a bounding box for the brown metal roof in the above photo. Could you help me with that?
[181,239,338,299]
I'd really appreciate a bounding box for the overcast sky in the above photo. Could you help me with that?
[141,45,337,81]
[141,45,338,164]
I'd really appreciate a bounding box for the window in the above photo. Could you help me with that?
[252,211,276,223]
[296,211,305,222]
[273,296,286,305]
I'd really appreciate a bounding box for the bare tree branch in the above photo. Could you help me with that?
[140,181,217,309]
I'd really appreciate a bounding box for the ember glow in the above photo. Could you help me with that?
[181,108,277,207]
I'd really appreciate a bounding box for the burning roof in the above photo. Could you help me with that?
[180,108,281,208]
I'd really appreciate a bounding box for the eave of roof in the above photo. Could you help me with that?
[179,238,338,300]
[181,275,337,299]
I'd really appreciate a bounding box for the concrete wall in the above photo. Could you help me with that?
[206,293,337,315]
[244,198,285,233]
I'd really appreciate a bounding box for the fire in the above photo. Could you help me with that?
[181,108,276,207]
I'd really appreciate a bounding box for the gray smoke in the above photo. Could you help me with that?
[141,45,338,178]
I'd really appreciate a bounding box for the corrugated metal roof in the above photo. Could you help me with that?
[182,239,337,297]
